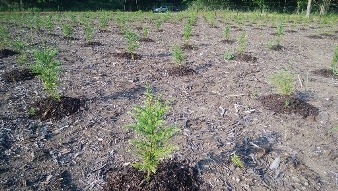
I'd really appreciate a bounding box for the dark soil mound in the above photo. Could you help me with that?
[0,49,19,59]
[83,41,103,47]
[234,53,258,63]
[312,69,338,79]
[140,38,155,42]
[30,96,84,121]
[168,66,197,76]
[285,30,297,33]
[307,35,323,39]
[2,68,36,82]
[270,45,285,51]
[112,52,142,60]
[220,39,235,44]
[62,36,80,41]
[104,160,200,191]
[259,94,319,118]
[182,44,198,51]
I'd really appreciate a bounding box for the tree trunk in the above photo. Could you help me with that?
[306,0,312,18]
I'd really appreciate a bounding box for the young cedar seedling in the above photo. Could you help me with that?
[32,48,61,100]
[172,45,184,67]
[45,15,54,33]
[223,24,230,40]
[331,46,338,75]
[183,20,192,44]
[237,31,247,55]
[270,70,294,96]
[62,23,74,38]
[126,88,180,179]
[84,21,95,42]
[124,29,140,60]
[155,19,162,31]
[99,15,109,31]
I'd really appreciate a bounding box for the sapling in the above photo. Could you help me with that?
[142,26,149,38]
[270,70,294,96]
[172,45,184,67]
[126,88,180,179]
[183,20,192,44]
[237,31,247,55]
[155,19,162,31]
[99,15,109,31]
[32,48,61,100]
[331,46,338,75]
[84,21,95,42]
[124,29,139,60]
[45,15,54,33]
[223,24,230,40]
[0,26,9,49]
[62,23,74,38]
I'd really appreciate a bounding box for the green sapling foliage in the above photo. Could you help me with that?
[32,48,61,99]
[270,70,294,96]
[331,46,338,75]
[172,45,184,67]
[84,21,95,42]
[155,19,162,31]
[143,26,149,38]
[224,24,230,40]
[124,29,140,59]
[62,23,74,38]
[237,31,247,54]
[126,88,180,179]
[232,153,244,168]
[183,20,192,43]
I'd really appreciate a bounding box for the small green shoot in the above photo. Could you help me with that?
[224,52,234,60]
[232,153,244,168]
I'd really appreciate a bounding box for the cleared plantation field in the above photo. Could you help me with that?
[0,10,338,190]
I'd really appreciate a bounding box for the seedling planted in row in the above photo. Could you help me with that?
[126,88,180,179]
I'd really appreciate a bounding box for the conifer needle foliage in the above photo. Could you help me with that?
[126,88,180,179]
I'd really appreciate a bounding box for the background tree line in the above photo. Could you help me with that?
[0,0,336,14]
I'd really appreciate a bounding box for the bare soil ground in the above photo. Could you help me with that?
[1,13,338,190]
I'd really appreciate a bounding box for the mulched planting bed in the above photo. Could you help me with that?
[312,69,338,79]
[0,49,19,59]
[83,41,103,47]
[220,39,235,44]
[259,94,319,118]
[1,68,36,82]
[168,66,197,76]
[270,45,285,51]
[104,160,200,191]
[182,44,198,51]
[112,52,143,60]
[30,96,85,121]
[1,11,338,191]
[140,37,155,42]
[234,53,258,63]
